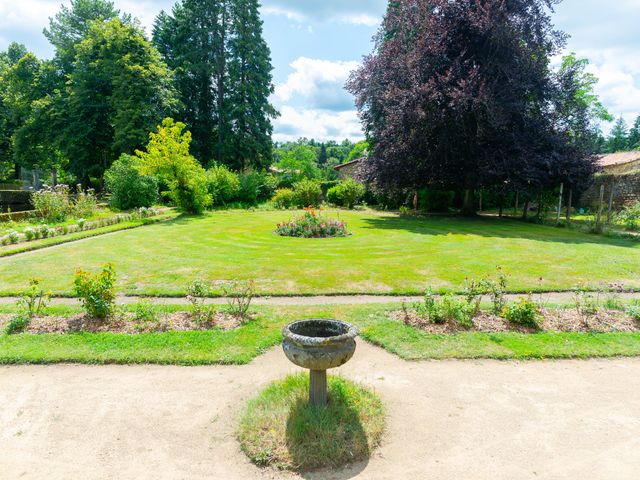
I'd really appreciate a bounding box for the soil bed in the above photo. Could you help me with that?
[394,308,639,334]
[0,311,248,334]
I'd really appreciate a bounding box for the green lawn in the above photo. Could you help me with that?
[2,304,640,364]
[0,209,638,296]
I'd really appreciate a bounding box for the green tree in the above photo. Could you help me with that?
[136,118,211,213]
[629,115,640,150]
[2,53,64,177]
[153,0,276,168]
[605,116,630,153]
[274,144,320,183]
[44,0,124,75]
[0,42,28,179]
[227,0,278,170]
[60,18,177,181]
[346,141,369,162]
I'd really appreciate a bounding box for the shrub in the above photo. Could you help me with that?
[17,278,50,318]
[206,165,241,206]
[501,296,541,329]
[420,188,455,212]
[573,288,599,320]
[4,315,30,335]
[186,279,216,325]
[135,118,212,214]
[238,171,264,205]
[271,188,297,209]
[72,187,98,218]
[131,299,159,330]
[326,179,366,209]
[222,280,255,318]
[415,288,475,328]
[77,218,86,230]
[616,202,640,231]
[292,179,322,207]
[24,228,36,241]
[105,154,159,210]
[73,263,118,319]
[6,230,19,244]
[275,208,350,238]
[31,184,70,222]
[627,305,640,321]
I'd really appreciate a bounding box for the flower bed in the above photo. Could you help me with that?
[394,307,640,334]
[275,208,350,238]
[0,207,165,246]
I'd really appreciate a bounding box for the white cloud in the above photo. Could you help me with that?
[273,106,363,142]
[262,0,386,26]
[275,57,359,110]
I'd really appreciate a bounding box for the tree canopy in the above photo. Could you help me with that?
[347,0,601,213]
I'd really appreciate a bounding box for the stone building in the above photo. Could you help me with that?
[581,151,640,209]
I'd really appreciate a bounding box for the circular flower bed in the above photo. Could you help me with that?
[275,208,350,238]
[237,373,384,471]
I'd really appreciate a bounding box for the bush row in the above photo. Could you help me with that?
[271,178,366,209]
[0,207,164,246]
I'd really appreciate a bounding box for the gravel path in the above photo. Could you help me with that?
[2,342,640,479]
[1,291,639,306]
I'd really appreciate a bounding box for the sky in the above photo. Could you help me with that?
[1,0,639,142]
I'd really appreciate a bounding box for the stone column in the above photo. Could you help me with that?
[309,370,327,406]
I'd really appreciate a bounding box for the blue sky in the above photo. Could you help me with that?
[1,0,639,141]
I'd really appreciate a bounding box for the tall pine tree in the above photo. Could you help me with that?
[153,0,276,169]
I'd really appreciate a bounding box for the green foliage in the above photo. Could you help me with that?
[72,187,98,218]
[326,179,366,208]
[346,140,369,162]
[104,154,158,210]
[573,288,600,320]
[136,118,211,214]
[462,268,509,315]
[616,202,640,231]
[73,263,117,319]
[274,144,320,183]
[502,296,541,329]
[414,288,475,328]
[420,188,455,212]
[131,299,159,330]
[626,305,640,321]
[16,278,50,318]
[604,116,630,153]
[292,179,322,207]
[186,279,216,325]
[4,315,31,335]
[31,185,70,222]
[221,280,255,318]
[206,165,241,207]
[275,208,350,238]
[271,188,297,209]
[153,0,276,169]
[61,18,177,180]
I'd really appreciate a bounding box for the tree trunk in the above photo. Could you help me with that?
[461,188,477,216]
[566,189,572,222]
[522,200,530,220]
[14,164,21,180]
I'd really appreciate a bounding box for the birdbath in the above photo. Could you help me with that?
[282,319,358,407]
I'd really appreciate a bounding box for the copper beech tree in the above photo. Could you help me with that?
[348,0,598,215]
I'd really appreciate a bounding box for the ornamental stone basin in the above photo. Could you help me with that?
[282,319,358,406]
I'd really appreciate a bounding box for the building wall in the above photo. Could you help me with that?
[580,171,640,209]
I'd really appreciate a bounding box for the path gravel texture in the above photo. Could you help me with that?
[2,343,640,479]
[1,291,640,306]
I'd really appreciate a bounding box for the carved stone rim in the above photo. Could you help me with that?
[282,319,358,347]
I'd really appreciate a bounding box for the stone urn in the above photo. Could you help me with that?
[282,319,358,406]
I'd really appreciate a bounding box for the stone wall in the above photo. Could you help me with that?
[580,172,640,209]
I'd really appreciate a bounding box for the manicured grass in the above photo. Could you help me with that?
[237,373,384,471]
[360,317,640,360]
[0,210,638,296]
[2,304,640,364]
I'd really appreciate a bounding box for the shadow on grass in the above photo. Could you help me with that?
[285,386,370,479]
[361,214,639,248]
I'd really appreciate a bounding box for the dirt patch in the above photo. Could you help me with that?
[393,308,640,333]
[0,312,248,335]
